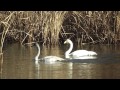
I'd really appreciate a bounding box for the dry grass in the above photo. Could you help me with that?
[62,11,120,45]
[0,11,120,54]
[0,54,3,78]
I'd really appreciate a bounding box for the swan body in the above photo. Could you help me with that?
[64,39,97,59]
[35,43,64,62]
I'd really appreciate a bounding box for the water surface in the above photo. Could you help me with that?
[1,43,120,79]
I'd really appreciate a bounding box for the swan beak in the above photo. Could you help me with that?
[64,41,67,44]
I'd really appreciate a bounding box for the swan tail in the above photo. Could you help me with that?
[88,51,97,56]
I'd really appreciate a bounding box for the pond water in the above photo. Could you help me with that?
[1,43,120,79]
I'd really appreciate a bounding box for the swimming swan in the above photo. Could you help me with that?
[64,39,97,59]
[35,43,64,62]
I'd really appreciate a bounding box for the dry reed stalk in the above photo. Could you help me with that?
[0,54,3,78]
[0,11,120,46]
[0,12,15,53]
[67,11,120,44]
[40,11,68,45]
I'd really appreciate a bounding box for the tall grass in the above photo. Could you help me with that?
[39,11,68,45]
[0,54,3,78]
[0,11,15,54]
[62,11,120,45]
[0,11,120,53]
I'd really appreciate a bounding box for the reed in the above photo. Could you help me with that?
[0,11,120,52]
[0,54,3,78]
[62,11,120,45]
[0,11,15,53]
[41,11,68,45]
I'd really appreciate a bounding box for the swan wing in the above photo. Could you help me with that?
[70,50,90,56]
[88,51,97,55]
[69,50,97,59]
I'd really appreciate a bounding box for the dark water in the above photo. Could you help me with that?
[1,43,120,79]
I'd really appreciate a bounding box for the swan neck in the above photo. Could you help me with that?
[65,40,73,58]
[35,43,40,61]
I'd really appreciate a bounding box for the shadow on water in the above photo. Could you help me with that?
[2,43,120,79]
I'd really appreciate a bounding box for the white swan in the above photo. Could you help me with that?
[35,43,64,63]
[64,39,97,59]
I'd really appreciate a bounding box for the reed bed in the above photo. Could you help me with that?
[0,11,120,53]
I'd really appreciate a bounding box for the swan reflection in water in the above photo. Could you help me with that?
[34,61,73,79]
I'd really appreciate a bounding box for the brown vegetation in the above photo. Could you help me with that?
[0,11,120,53]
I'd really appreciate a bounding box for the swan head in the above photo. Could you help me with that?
[64,39,73,59]
[64,39,72,44]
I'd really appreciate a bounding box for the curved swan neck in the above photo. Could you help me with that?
[35,43,40,61]
[65,39,73,58]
